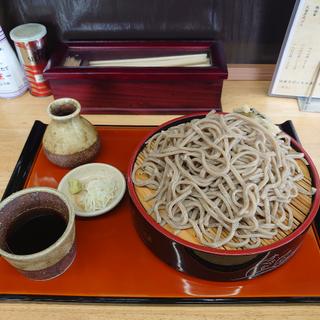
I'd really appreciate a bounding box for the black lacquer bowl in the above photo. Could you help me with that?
[127,113,320,281]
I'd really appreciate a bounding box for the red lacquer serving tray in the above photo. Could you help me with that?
[1,121,320,304]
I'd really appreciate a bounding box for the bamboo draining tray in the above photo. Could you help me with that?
[134,156,312,250]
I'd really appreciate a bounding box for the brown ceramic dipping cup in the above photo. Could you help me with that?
[0,187,76,280]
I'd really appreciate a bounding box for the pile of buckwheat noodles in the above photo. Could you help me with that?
[132,111,310,249]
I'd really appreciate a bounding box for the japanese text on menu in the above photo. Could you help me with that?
[270,0,320,98]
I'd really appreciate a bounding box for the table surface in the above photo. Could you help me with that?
[1,80,320,319]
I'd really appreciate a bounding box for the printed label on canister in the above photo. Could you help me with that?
[0,27,28,98]
[14,39,51,96]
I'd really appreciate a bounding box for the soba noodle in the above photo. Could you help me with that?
[132,111,311,249]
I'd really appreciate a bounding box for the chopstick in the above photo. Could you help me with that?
[88,53,211,67]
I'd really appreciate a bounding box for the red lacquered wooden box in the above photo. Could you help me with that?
[43,41,228,114]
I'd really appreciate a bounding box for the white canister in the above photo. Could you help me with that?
[0,26,28,98]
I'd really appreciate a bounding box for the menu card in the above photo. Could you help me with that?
[269,0,320,98]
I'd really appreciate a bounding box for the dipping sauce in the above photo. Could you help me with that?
[6,208,67,255]
[51,103,77,117]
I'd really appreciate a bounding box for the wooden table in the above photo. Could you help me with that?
[0,80,320,319]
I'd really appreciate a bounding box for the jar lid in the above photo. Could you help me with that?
[10,23,47,42]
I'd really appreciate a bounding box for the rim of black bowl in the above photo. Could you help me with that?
[127,112,320,256]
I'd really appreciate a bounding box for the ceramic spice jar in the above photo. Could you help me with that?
[43,98,100,168]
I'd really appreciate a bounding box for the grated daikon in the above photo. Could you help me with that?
[79,177,118,212]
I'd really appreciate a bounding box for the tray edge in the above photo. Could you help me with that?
[1,120,320,304]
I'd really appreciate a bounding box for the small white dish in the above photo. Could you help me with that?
[58,163,126,217]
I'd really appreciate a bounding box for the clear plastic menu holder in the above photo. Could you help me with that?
[298,62,320,112]
[298,97,320,112]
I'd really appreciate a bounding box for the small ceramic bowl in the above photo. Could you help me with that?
[58,163,126,217]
